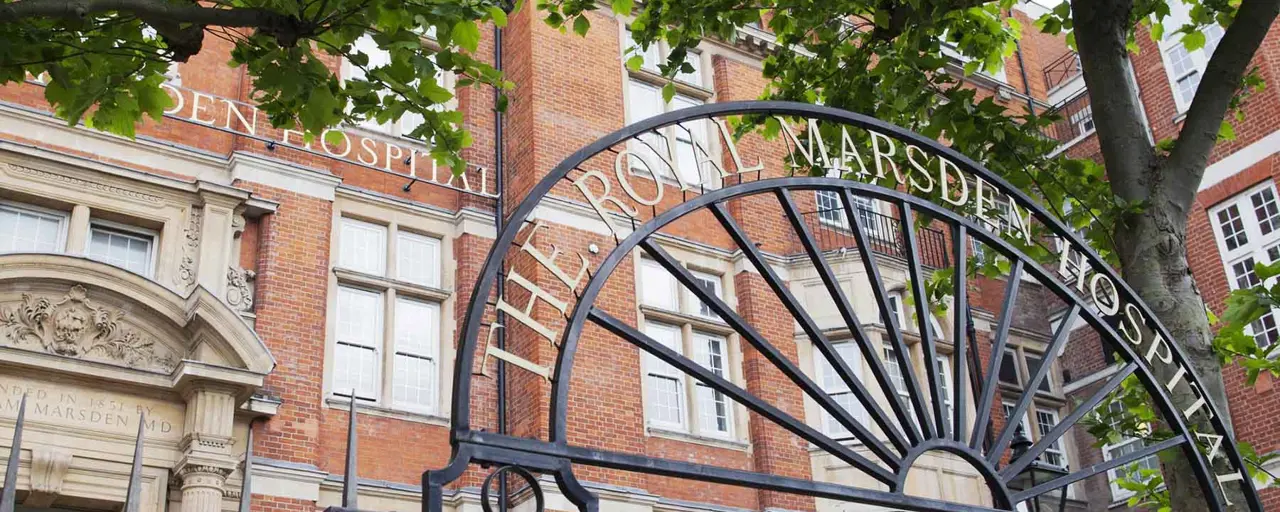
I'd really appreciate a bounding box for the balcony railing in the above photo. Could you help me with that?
[1043,51,1082,92]
[1042,88,1093,146]
[803,209,951,269]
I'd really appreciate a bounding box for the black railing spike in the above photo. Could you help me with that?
[124,412,145,512]
[0,394,26,512]
[343,391,358,509]
[239,419,258,512]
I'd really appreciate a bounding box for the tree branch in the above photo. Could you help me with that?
[1166,0,1280,211]
[0,0,305,48]
[1070,0,1155,203]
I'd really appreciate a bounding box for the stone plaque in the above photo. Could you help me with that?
[0,375,183,441]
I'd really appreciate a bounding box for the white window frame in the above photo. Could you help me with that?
[390,296,441,414]
[334,285,385,401]
[85,219,158,278]
[1035,409,1066,468]
[935,354,954,433]
[329,213,448,416]
[1101,403,1162,500]
[621,28,717,190]
[882,346,912,403]
[815,341,867,440]
[1209,181,1280,352]
[0,200,69,254]
[693,331,734,438]
[643,322,689,431]
[637,256,740,440]
[1156,4,1226,114]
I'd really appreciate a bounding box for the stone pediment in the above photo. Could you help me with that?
[2,284,180,372]
[0,254,274,389]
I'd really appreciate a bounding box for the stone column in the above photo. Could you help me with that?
[65,204,90,254]
[176,381,239,512]
[178,465,233,512]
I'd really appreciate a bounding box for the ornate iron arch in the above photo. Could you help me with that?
[423,102,1263,512]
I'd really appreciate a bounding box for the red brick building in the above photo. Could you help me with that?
[0,1,1273,512]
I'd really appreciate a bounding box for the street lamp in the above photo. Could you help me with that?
[1006,425,1070,512]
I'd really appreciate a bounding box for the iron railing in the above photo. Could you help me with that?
[804,208,951,268]
[1043,51,1083,92]
[1042,88,1093,145]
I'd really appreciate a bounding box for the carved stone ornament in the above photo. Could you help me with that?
[225,267,255,313]
[176,208,202,288]
[0,285,179,372]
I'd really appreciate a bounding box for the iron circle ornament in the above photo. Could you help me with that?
[480,465,545,512]
[422,101,1263,512]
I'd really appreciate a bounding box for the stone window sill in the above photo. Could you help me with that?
[325,396,450,427]
[647,426,750,452]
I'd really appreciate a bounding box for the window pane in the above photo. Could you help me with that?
[627,81,670,178]
[644,322,685,428]
[335,287,383,399]
[622,30,661,72]
[640,259,678,311]
[677,52,702,85]
[1036,410,1066,468]
[0,204,63,253]
[340,218,388,275]
[688,270,721,319]
[1249,311,1279,349]
[1176,71,1201,106]
[999,350,1020,385]
[671,95,706,186]
[815,191,847,227]
[393,298,439,412]
[337,287,383,347]
[397,231,441,287]
[935,356,953,431]
[883,347,910,398]
[1217,205,1248,251]
[1231,257,1260,289]
[694,332,730,435]
[818,342,863,436]
[1025,354,1052,392]
[1251,188,1280,236]
[87,226,153,277]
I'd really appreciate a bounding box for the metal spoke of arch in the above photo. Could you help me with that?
[639,239,902,469]
[1000,362,1138,479]
[588,307,896,484]
[1008,435,1186,504]
[772,190,919,449]
[898,202,948,439]
[969,260,1027,450]
[951,224,969,443]
[839,189,932,442]
[987,304,1082,464]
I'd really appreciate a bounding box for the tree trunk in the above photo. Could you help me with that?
[1113,190,1246,511]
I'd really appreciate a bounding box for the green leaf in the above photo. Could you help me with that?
[611,0,634,15]
[573,15,591,36]
[1183,30,1206,51]
[1151,22,1165,42]
[453,20,480,52]
[661,82,675,103]
[626,55,644,72]
[1219,120,1237,141]
[488,6,508,28]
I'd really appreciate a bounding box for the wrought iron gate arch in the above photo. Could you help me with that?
[428,101,1263,512]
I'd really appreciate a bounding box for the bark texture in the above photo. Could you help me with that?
[1072,0,1280,509]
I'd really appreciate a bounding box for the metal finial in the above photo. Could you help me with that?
[124,413,145,512]
[342,392,358,509]
[0,394,27,512]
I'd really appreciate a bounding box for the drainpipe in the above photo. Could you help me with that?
[1009,10,1036,115]
[492,7,509,512]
